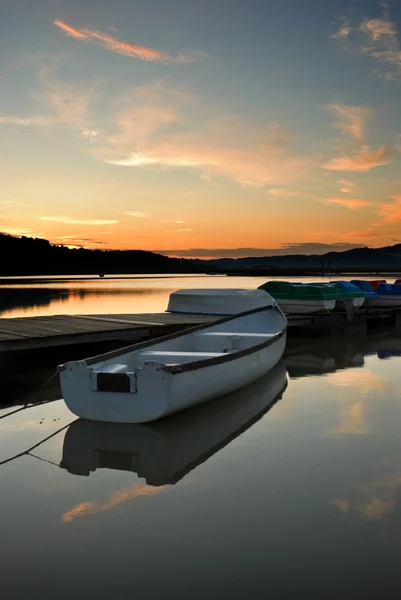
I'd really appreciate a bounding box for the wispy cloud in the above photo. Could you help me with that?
[125,211,149,218]
[338,179,356,193]
[0,115,52,126]
[155,243,364,259]
[0,64,97,131]
[52,235,107,247]
[163,220,186,224]
[324,103,395,172]
[332,9,401,81]
[0,227,44,237]
[268,188,301,197]
[327,104,371,143]
[80,128,101,141]
[91,82,311,188]
[341,227,382,240]
[176,228,192,232]
[40,71,96,127]
[380,194,401,222]
[40,217,118,225]
[326,198,371,210]
[104,124,309,187]
[54,20,201,64]
[331,17,351,40]
[323,146,394,171]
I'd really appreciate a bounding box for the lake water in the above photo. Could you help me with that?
[0,273,395,319]
[2,275,401,598]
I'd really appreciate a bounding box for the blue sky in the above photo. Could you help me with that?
[1,0,401,257]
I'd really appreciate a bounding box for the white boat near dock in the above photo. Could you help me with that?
[59,290,287,423]
[60,362,288,484]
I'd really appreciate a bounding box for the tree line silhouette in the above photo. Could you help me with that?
[0,234,205,276]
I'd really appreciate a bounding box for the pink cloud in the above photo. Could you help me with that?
[94,84,311,188]
[332,12,401,81]
[338,179,356,193]
[326,198,371,210]
[54,20,201,63]
[268,188,301,197]
[341,228,382,240]
[360,18,397,42]
[323,146,393,171]
[327,104,371,143]
[380,195,401,222]
[331,18,351,40]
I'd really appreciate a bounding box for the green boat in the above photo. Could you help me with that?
[259,281,363,315]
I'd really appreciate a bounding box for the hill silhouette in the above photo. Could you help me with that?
[0,233,204,276]
[197,245,401,274]
[2,233,401,276]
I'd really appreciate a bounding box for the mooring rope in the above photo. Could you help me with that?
[0,367,61,421]
[0,421,72,467]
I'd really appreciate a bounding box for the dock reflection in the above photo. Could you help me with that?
[60,362,288,486]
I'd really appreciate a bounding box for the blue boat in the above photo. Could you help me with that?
[300,280,366,310]
[374,283,401,308]
[350,280,378,307]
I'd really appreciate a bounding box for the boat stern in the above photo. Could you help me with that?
[59,359,172,423]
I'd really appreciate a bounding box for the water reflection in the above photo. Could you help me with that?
[284,337,367,377]
[0,286,167,316]
[61,362,287,485]
[4,332,401,597]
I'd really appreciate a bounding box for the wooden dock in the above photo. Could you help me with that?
[1,307,401,355]
[0,313,218,353]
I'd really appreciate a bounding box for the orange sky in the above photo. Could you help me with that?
[1,3,401,257]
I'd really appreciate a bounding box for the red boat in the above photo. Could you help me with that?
[369,280,387,289]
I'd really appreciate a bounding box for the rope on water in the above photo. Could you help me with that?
[0,421,72,467]
[0,367,61,421]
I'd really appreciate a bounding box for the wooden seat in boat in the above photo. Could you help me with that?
[195,332,275,338]
[138,350,225,366]
[193,332,276,352]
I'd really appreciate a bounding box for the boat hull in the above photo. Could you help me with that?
[275,298,335,314]
[374,295,401,307]
[60,362,287,483]
[60,305,287,424]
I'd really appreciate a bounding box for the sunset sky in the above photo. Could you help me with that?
[1,0,401,258]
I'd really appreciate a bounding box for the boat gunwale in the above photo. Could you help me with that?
[167,327,286,374]
[61,304,286,370]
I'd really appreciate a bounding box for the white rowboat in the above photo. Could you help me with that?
[59,293,287,423]
[167,288,271,315]
[60,362,288,484]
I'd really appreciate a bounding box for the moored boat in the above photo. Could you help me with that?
[369,279,387,289]
[60,362,287,484]
[258,281,339,314]
[374,283,401,307]
[59,289,287,423]
[167,288,270,315]
[350,280,377,308]
[305,281,365,311]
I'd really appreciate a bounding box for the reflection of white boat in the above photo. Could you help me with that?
[60,362,287,485]
[59,290,287,424]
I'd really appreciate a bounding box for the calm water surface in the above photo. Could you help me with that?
[2,276,401,597]
[0,273,395,318]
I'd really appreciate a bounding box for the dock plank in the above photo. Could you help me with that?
[0,313,218,353]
